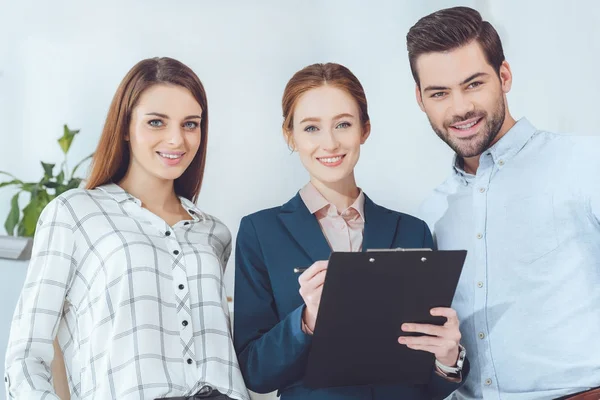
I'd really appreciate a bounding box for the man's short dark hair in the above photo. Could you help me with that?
[407,6,505,86]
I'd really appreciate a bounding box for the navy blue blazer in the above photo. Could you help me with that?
[233,193,467,399]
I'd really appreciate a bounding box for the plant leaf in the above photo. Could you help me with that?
[55,183,68,196]
[71,153,93,177]
[0,171,17,179]
[16,223,25,237]
[20,191,51,237]
[41,162,55,178]
[20,182,37,192]
[44,181,59,189]
[0,179,24,189]
[58,124,80,154]
[4,192,21,236]
[66,178,82,190]
[56,169,65,184]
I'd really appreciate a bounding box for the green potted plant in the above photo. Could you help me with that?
[0,125,92,240]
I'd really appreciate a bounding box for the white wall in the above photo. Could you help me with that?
[1,1,599,399]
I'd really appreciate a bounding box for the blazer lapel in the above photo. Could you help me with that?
[362,194,400,251]
[278,193,332,262]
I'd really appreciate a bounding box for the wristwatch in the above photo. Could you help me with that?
[435,344,466,378]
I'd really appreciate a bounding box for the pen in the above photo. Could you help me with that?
[293,267,308,274]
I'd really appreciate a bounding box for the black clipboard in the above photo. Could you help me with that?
[303,248,467,389]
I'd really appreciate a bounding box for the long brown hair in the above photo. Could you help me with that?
[86,57,209,202]
[281,63,370,142]
[406,6,505,87]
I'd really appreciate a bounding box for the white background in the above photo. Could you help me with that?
[1,1,599,399]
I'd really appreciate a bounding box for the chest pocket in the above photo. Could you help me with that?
[502,193,559,264]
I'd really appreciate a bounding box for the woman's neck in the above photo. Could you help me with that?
[118,170,180,213]
[310,174,360,212]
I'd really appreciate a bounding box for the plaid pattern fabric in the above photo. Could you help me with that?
[4,183,249,400]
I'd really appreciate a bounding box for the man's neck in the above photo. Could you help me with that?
[462,114,517,175]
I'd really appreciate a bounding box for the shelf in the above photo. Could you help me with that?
[0,236,33,260]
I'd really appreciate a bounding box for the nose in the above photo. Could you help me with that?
[320,128,340,152]
[167,125,185,147]
[450,92,475,118]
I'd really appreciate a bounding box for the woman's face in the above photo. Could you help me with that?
[126,84,203,184]
[289,85,370,186]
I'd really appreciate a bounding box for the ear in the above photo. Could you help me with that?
[360,121,371,144]
[499,61,513,94]
[415,84,425,112]
[283,128,295,151]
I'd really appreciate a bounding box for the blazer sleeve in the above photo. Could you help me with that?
[423,220,434,249]
[233,216,312,394]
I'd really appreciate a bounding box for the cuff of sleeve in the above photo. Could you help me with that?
[434,365,462,383]
[300,309,314,335]
[290,305,313,342]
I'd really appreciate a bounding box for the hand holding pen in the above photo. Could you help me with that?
[297,260,328,333]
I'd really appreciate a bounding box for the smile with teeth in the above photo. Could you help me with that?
[452,118,481,130]
[318,155,344,163]
[157,152,184,159]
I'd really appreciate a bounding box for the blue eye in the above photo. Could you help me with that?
[184,121,199,130]
[336,122,351,129]
[304,126,318,133]
[148,119,163,127]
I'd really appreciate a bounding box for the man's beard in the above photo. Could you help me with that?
[429,97,506,158]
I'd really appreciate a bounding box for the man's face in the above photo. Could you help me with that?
[415,41,511,158]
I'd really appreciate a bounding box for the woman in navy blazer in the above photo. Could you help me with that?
[234,63,467,400]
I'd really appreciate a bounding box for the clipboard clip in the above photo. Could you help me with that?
[366,248,432,263]
[366,248,433,252]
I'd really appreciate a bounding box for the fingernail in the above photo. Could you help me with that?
[402,324,410,331]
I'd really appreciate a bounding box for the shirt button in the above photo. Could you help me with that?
[187,358,193,365]
[165,231,171,236]
[498,160,505,166]
[478,332,486,339]
[485,378,492,386]
[479,187,486,193]
[182,320,188,327]
[476,233,483,239]
[477,281,484,288]
[178,284,185,290]
[173,250,180,255]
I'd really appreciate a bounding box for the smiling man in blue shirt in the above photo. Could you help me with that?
[406,6,600,400]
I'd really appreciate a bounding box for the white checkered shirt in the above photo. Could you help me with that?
[4,183,249,400]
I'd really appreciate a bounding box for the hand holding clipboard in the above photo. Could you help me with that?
[297,258,462,367]
[300,248,467,388]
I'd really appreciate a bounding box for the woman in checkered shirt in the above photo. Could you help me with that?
[5,57,249,400]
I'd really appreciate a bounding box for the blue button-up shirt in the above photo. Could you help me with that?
[419,118,600,399]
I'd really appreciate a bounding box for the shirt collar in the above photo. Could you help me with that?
[97,183,137,204]
[96,183,205,222]
[299,181,366,221]
[178,197,206,222]
[452,117,537,179]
